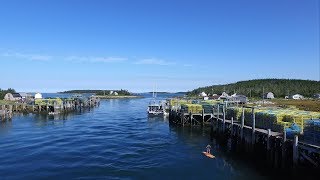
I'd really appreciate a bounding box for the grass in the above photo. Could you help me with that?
[270,99,320,112]
[0,100,16,105]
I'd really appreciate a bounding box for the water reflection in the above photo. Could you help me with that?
[0,120,12,134]
[147,115,168,122]
[0,108,95,130]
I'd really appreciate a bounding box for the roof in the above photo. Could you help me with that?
[12,93,22,98]
[19,92,28,97]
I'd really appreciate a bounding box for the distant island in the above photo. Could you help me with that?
[187,79,320,98]
[59,89,142,99]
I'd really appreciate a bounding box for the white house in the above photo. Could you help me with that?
[264,92,275,99]
[219,92,229,99]
[290,94,304,100]
[4,93,22,101]
[34,93,43,99]
[114,92,118,96]
[200,92,207,97]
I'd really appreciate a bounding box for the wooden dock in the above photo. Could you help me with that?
[168,102,320,169]
[0,96,100,121]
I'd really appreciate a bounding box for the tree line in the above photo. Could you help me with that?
[0,88,16,99]
[187,79,320,98]
[60,89,131,96]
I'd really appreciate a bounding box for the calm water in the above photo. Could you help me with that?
[0,93,267,179]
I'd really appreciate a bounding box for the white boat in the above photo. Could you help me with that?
[147,101,164,116]
[147,85,165,116]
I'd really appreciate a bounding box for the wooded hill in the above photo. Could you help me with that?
[187,79,320,98]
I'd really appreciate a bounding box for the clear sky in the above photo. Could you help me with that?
[0,0,319,92]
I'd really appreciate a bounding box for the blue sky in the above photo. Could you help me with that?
[0,0,319,92]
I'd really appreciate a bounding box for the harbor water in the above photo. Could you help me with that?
[0,93,268,179]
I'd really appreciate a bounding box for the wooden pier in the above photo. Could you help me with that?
[0,96,100,121]
[169,102,320,170]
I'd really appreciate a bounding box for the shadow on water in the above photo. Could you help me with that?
[0,108,95,130]
[167,124,267,180]
[168,124,320,179]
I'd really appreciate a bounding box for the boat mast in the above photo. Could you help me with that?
[152,84,155,98]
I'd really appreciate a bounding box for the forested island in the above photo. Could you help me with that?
[187,79,320,98]
[59,89,141,99]
[60,89,131,96]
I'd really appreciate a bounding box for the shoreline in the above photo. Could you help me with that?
[95,95,143,99]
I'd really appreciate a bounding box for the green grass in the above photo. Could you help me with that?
[270,99,320,112]
[0,100,16,105]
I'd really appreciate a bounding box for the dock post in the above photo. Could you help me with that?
[217,104,220,121]
[267,129,271,166]
[210,113,213,128]
[223,103,226,133]
[293,135,298,167]
[189,112,192,126]
[267,129,271,150]
[8,105,13,119]
[251,107,255,145]
[217,104,220,132]
[240,107,244,140]
[282,127,287,168]
[231,117,234,136]
[202,109,204,126]
[181,113,184,127]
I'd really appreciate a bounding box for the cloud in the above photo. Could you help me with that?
[1,52,52,61]
[134,58,175,66]
[65,56,127,63]
[183,64,192,67]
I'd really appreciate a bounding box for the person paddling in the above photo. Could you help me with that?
[206,144,211,154]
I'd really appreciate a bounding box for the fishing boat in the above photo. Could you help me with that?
[147,101,164,116]
[147,85,165,116]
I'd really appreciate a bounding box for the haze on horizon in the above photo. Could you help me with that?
[0,0,319,93]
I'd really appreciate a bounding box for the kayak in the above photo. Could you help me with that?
[202,152,215,158]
